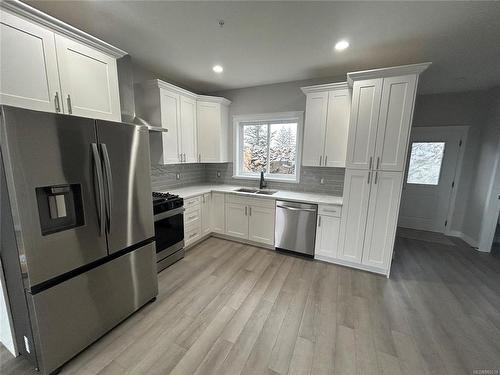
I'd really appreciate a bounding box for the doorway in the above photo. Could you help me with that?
[398,126,467,233]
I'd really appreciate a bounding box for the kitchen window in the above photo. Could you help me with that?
[233,112,303,183]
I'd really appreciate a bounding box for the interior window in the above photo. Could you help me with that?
[407,142,445,185]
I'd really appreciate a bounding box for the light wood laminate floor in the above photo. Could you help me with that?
[2,232,500,375]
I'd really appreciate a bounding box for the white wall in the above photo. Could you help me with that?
[411,90,490,234]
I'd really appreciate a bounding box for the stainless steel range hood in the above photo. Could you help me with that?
[116,55,167,133]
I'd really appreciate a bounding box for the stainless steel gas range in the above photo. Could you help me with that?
[152,192,185,271]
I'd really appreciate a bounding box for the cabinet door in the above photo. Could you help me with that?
[345,79,382,170]
[201,193,212,235]
[315,215,340,259]
[362,171,403,272]
[225,203,248,239]
[0,11,61,113]
[324,89,351,167]
[54,34,120,121]
[374,75,417,171]
[338,169,371,263]
[302,92,328,166]
[197,101,220,162]
[248,205,275,245]
[211,193,225,233]
[180,95,197,163]
[159,89,181,164]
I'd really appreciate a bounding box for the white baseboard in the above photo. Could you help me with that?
[447,230,479,248]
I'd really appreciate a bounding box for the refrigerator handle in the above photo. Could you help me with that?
[101,144,113,233]
[91,143,105,235]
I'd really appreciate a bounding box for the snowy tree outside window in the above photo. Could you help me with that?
[407,142,445,185]
[236,113,301,182]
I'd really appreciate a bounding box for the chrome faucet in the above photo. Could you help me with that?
[259,171,267,189]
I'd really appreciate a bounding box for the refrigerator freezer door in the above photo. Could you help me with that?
[0,106,108,288]
[96,120,154,253]
[27,242,157,374]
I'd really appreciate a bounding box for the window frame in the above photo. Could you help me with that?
[233,111,304,183]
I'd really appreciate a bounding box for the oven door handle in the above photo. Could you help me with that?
[154,207,185,221]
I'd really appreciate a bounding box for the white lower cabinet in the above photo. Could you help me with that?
[225,203,249,239]
[201,193,212,236]
[211,193,225,234]
[248,206,275,246]
[314,206,341,261]
[224,195,275,246]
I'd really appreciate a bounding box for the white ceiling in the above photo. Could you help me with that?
[25,1,500,94]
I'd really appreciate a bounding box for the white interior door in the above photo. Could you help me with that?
[55,34,120,121]
[0,11,61,113]
[398,126,465,233]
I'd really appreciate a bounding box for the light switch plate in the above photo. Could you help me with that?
[176,173,181,180]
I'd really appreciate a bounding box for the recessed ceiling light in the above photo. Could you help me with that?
[334,40,349,51]
[213,65,223,73]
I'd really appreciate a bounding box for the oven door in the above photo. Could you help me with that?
[154,207,185,261]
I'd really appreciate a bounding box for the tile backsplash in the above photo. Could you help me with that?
[151,162,344,196]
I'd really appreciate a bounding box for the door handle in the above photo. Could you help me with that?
[249,207,252,216]
[67,94,73,114]
[367,171,371,184]
[101,144,113,233]
[91,143,105,235]
[374,171,379,184]
[245,206,248,216]
[54,92,61,112]
[319,155,322,166]
[376,157,380,170]
[369,156,373,170]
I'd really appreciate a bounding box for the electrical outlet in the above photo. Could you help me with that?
[176,172,181,180]
[216,171,221,178]
[320,178,325,185]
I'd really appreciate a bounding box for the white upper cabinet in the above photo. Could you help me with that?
[159,89,181,164]
[346,64,429,172]
[0,10,61,113]
[301,83,351,167]
[0,4,125,121]
[197,96,231,163]
[302,91,328,166]
[345,78,382,170]
[179,95,197,163]
[54,35,121,121]
[374,75,417,171]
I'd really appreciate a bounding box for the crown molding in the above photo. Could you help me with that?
[300,81,349,94]
[347,62,431,86]
[197,95,231,106]
[0,0,127,58]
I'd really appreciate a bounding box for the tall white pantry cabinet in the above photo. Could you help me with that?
[338,63,430,276]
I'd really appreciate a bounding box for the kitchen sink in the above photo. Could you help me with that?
[235,187,259,193]
[256,190,277,195]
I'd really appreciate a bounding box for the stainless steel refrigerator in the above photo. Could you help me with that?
[0,106,158,374]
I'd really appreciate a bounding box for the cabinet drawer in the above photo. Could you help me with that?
[185,221,202,245]
[318,205,342,217]
[226,194,275,208]
[184,196,201,208]
[184,207,201,225]
[251,197,275,208]
[226,194,253,206]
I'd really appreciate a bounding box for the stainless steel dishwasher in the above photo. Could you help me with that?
[275,200,318,256]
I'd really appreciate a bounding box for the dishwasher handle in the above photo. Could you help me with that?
[277,205,317,213]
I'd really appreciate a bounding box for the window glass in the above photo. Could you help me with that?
[242,124,268,173]
[269,123,297,175]
[407,142,445,185]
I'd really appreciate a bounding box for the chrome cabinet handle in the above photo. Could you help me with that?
[369,156,373,170]
[324,155,328,166]
[276,205,317,212]
[376,157,380,170]
[367,171,371,184]
[67,94,72,114]
[245,206,248,216]
[54,92,61,112]
[319,155,322,166]
[198,154,201,163]
[101,144,113,233]
[374,171,379,184]
[91,143,105,235]
[318,216,322,227]
[249,207,252,216]
[183,153,186,162]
